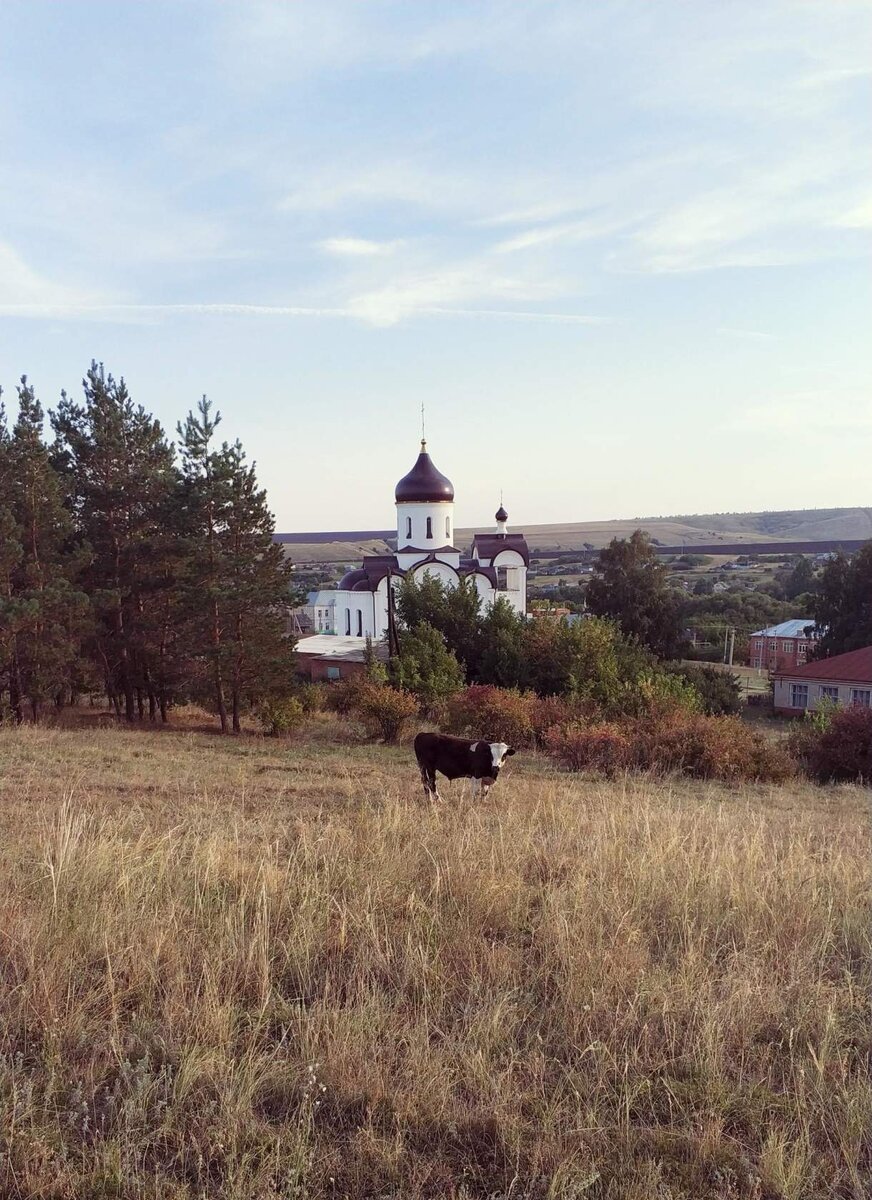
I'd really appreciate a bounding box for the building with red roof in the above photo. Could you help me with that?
[773,645,872,715]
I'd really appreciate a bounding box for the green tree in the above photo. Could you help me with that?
[782,555,818,601]
[813,544,872,656]
[389,622,464,710]
[396,573,483,677]
[0,379,89,722]
[478,597,527,688]
[51,363,178,721]
[585,530,686,659]
[177,397,295,732]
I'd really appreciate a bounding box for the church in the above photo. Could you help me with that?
[306,440,529,641]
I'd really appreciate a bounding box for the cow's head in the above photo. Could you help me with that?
[487,742,515,785]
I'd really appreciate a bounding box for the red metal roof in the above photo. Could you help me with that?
[775,645,872,684]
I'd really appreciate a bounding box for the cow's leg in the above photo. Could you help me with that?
[420,764,440,802]
[470,777,481,799]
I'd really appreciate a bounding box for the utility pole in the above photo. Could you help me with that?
[728,627,735,667]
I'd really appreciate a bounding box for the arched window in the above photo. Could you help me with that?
[426,517,433,540]
[345,608,351,636]
[356,609,363,637]
[405,516,412,539]
[445,516,450,539]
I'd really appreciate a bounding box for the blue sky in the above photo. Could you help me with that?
[1,0,870,531]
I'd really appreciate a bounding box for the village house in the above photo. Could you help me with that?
[773,645,872,715]
[749,619,818,671]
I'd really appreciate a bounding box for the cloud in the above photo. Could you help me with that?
[830,198,872,229]
[716,327,775,342]
[319,236,405,257]
[0,242,110,309]
[0,299,603,328]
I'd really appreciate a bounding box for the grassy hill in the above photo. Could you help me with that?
[1,716,868,1199]
[280,507,872,561]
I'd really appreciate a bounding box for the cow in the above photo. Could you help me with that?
[413,732,515,802]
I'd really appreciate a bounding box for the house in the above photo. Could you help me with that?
[306,440,529,641]
[749,619,818,671]
[294,634,388,682]
[773,645,872,715]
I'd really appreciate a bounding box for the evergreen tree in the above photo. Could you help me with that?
[585,530,686,659]
[813,543,872,656]
[5,379,90,720]
[0,392,24,720]
[51,362,178,720]
[178,397,295,733]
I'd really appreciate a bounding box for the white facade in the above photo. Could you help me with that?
[774,675,872,713]
[305,443,528,641]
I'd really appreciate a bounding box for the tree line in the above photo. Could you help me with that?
[0,364,295,729]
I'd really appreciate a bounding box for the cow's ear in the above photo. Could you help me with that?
[506,746,515,757]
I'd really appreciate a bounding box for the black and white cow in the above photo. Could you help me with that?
[413,732,515,801]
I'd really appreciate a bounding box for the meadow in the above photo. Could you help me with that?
[0,714,869,1199]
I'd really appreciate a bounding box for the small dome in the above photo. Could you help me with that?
[395,440,454,503]
[338,568,368,591]
[495,504,508,523]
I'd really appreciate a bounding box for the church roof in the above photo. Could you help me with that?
[395,440,455,503]
[472,532,530,565]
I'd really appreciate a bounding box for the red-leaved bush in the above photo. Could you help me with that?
[446,686,538,747]
[788,705,872,783]
[544,723,631,776]
[545,710,793,783]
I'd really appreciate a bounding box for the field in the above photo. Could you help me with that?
[279,507,872,563]
[1,717,869,1199]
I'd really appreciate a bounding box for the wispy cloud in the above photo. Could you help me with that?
[319,236,405,258]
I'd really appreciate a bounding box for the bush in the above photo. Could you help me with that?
[789,705,872,783]
[324,674,373,715]
[445,685,538,748]
[351,681,418,744]
[544,722,631,776]
[295,682,327,714]
[666,664,743,716]
[258,696,305,737]
[544,709,793,783]
[388,622,465,711]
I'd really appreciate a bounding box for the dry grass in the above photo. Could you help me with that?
[0,715,869,1199]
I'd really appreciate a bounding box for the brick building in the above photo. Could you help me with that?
[773,645,872,715]
[749,619,817,671]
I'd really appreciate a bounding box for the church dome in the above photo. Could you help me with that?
[395,440,454,503]
[495,504,508,523]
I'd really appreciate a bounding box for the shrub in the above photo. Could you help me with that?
[388,622,465,711]
[529,694,574,745]
[258,696,305,737]
[324,674,373,715]
[351,682,418,744]
[666,664,743,716]
[295,682,327,714]
[445,685,538,748]
[544,722,631,776]
[544,709,793,783]
[789,705,872,783]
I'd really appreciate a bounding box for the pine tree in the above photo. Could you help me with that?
[0,380,89,721]
[0,392,25,721]
[51,362,177,721]
[178,397,295,733]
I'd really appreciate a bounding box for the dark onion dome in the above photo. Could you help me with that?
[338,567,369,591]
[495,504,508,523]
[395,440,454,503]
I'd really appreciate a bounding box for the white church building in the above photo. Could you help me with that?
[306,440,529,641]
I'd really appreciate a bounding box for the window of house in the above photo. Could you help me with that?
[820,685,840,702]
[356,609,363,637]
[426,517,433,539]
[751,657,761,669]
[326,666,341,681]
[345,608,351,636]
[754,640,763,650]
[782,641,794,653]
[406,516,411,539]
[850,688,871,707]
[790,683,808,709]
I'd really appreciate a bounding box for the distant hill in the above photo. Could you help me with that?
[276,507,872,562]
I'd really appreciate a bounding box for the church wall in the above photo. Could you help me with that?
[396,500,455,551]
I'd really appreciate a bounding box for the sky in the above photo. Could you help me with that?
[0,0,870,532]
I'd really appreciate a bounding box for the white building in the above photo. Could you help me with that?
[306,440,529,640]
[773,645,872,714]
